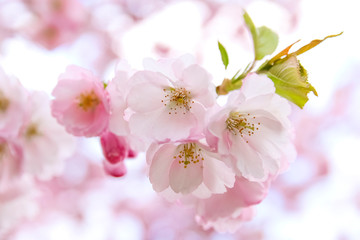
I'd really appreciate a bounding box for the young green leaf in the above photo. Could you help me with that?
[255,26,279,60]
[266,55,317,108]
[243,12,257,44]
[243,12,279,61]
[218,41,229,69]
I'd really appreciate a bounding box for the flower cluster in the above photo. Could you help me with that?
[50,54,296,232]
[0,67,76,232]
[0,68,75,182]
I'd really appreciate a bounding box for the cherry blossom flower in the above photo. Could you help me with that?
[20,92,75,180]
[147,141,235,198]
[207,73,296,181]
[194,176,271,233]
[127,55,216,142]
[51,65,110,137]
[106,60,146,151]
[0,68,28,138]
[23,0,87,49]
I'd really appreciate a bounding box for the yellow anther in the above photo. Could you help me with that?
[77,90,100,112]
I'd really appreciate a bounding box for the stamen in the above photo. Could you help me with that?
[77,90,100,112]
[0,91,10,113]
[174,143,204,169]
[226,111,260,142]
[161,87,193,115]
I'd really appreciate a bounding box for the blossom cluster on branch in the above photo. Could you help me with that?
[47,10,339,231]
[0,0,342,235]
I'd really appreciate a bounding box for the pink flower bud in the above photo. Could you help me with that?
[100,131,128,164]
[102,160,127,178]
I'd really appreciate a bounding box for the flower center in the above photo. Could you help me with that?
[226,112,260,142]
[0,91,10,113]
[174,143,204,169]
[77,90,100,112]
[25,123,40,139]
[162,87,194,115]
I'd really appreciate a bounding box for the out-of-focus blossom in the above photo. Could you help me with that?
[26,18,82,50]
[127,55,216,142]
[23,0,87,49]
[20,91,75,180]
[51,65,110,137]
[194,176,271,233]
[24,0,86,22]
[207,74,296,181]
[147,141,235,198]
[0,68,28,138]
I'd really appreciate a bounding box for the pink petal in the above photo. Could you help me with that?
[241,73,275,99]
[231,135,266,181]
[149,144,177,192]
[172,54,195,79]
[152,109,196,141]
[181,65,211,93]
[169,158,203,194]
[127,82,165,113]
[202,153,235,194]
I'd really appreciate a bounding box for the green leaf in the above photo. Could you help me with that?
[255,26,279,60]
[243,12,279,61]
[218,41,229,69]
[243,12,257,44]
[267,55,317,108]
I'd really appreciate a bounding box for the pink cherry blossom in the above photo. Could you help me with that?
[127,55,217,142]
[20,91,75,180]
[0,68,28,138]
[26,18,81,50]
[207,73,296,181]
[51,65,110,137]
[106,61,146,151]
[23,0,87,49]
[194,176,271,233]
[147,141,235,198]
